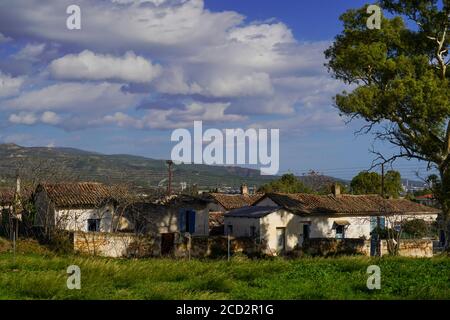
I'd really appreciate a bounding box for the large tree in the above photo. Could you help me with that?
[258,173,311,194]
[350,170,403,197]
[325,0,450,247]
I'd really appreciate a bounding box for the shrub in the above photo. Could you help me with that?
[46,231,74,254]
[402,219,430,238]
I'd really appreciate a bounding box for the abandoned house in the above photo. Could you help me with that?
[224,186,440,255]
[206,185,264,235]
[125,194,212,236]
[33,182,128,233]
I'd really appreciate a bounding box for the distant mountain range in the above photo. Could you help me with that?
[0,144,341,191]
[0,143,423,192]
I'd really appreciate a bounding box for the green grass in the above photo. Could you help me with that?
[0,247,449,300]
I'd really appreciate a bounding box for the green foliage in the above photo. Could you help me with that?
[402,219,431,238]
[258,174,311,194]
[0,251,449,299]
[325,1,450,233]
[384,170,403,198]
[351,172,382,195]
[350,170,402,197]
[46,232,74,255]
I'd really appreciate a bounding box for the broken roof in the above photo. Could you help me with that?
[209,193,264,210]
[258,193,441,216]
[37,182,129,209]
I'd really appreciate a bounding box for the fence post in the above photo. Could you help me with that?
[227,233,231,261]
[186,232,191,261]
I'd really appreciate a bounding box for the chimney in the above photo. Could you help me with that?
[332,183,341,198]
[240,183,249,195]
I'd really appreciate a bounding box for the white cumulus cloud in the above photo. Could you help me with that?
[49,50,162,83]
[0,72,25,98]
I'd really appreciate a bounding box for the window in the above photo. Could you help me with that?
[371,216,386,232]
[179,209,196,234]
[87,219,100,232]
[336,225,345,239]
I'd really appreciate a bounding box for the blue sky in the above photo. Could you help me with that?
[0,0,431,181]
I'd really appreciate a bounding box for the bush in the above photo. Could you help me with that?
[46,231,74,254]
[402,219,430,238]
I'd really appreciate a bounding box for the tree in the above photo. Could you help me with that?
[384,170,403,198]
[258,174,311,194]
[351,170,403,197]
[402,218,431,238]
[325,1,450,247]
[351,171,381,195]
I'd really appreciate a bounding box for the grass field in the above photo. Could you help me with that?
[0,239,449,300]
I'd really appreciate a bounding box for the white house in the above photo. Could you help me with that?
[224,187,440,255]
[205,188,264,235]
[34,182,123,233]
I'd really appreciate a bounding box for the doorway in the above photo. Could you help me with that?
[161,233,175,256]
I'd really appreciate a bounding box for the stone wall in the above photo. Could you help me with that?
[380,239,433,258]
[305,238,434,258]
[73,231,159,258]
[73,232,435,258]
[304,238,371,256]
[174,235,264,258]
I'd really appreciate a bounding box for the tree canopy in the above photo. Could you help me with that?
[325,0,450,245]
[350,170,403,197]
[258,174,311,194]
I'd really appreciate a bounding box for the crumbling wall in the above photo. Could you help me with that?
[380,239,433,258]
[174,235,264,258]
[73,232,139,258]
[304,238,371,256]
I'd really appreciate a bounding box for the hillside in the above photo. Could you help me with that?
[0,144,281,190]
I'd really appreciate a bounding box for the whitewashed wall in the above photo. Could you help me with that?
[55,204,115,232]
[225,201,438,254]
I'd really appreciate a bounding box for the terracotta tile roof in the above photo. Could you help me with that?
[209,193,264,211]
[37,182,128,208]
[262,193,440,216]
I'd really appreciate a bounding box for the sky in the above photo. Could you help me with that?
[0,0,432,181]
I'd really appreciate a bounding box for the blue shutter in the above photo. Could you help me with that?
[179,209,186,233]
[188,210,196,234]
[379,217,386,229]
[370,217,377,232]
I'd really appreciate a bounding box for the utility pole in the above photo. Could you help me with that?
[166,160,174,196]
[12,169,21,265]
